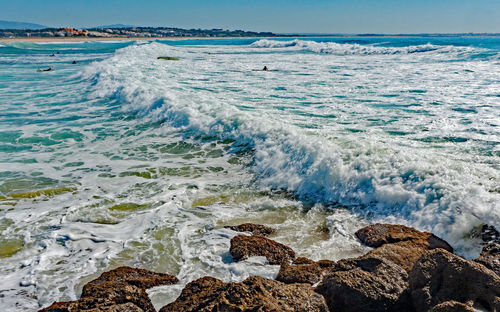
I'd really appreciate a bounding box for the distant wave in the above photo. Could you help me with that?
[250,39,473,55]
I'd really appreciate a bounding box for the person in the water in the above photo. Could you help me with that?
[263,66,269,71]
[72,60,77,64]
[37,67,53,72]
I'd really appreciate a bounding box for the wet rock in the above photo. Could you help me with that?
[356,223,453,251]
[315,256,410,312]
[230,235,295,265]
[481,224,500,244]
[160,275,328,312]
[409,248,500,312]
[277,259,336,285]
[39,282,154,312]
[83,266,178,292]
[224,223,276,236]
[40,267,177,312]
[293,256,316,265]
[356,224,453,272]
[474,242,500,276]
[429,301,475,312]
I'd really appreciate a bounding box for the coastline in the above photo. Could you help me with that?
[0,36,298,43]
[39,222,500,312]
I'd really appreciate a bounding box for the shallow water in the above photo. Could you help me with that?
[0,37,499,311]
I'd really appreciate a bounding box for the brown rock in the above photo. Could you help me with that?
[355,223,452,251]
[356,224,453,272]
[277,259,336,285]
[160,275,328,312]
[230,235,295,265]
[293,257,316,265]
[39,282,154,312]
[409,248,500,312]
[429,301,475,312]
[39,301,144,312]
[82,266,178,292]
[315,256,410,312]
[225,223,276,236]
[474,242,500,276]
[40,267,177,312]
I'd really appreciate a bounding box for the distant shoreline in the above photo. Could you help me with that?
[2,33,500,43]
[0,36,293,43]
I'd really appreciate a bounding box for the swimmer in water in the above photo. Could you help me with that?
[37,67,53,72]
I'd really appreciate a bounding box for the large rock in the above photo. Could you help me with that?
[315,256,410,312]
[224,223,276,236]
[39,282,155,312]
[276,259,336,285]
[409,248,500,312]
[40,267,178,312]
[355,224,452,250]
[230,235,295,265]
[429,301,475,312]
[160,275,328,312]
[356,224,453,272]
[474,242,500,276]
[83,266,178,292]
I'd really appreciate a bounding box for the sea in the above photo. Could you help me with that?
[0,36,499,311]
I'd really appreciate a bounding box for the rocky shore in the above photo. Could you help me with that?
[40,223,499,312]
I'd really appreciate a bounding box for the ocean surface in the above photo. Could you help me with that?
[0,36,499,310]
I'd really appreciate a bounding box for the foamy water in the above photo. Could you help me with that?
[0,37,499,311]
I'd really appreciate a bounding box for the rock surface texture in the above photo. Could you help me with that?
[230,234,296,265]
[160,275,329,312]
[474,242,500,276]
[276,259,336,285]
[356,223,453,272]
[315,256,410,312]
[39,266,178,312]
[224,223,276,236]
[409,249,500,312]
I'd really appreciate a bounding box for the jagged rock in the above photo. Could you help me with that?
[356,224,453,250]
[474,242,500,276]
[39,282,154,312]
[356,224,453,272]
[481,224,500,244]
[83,266,178,292]
[40,302,144,312]
[293,257,316,265]
[40,267,178,312]
[277,259,336,285]
[315,256,410,312]
[224,223,276,236]
[160,275,328,312]
[230,235,295,265]
[429,301,475,312]
[409,248,500,312]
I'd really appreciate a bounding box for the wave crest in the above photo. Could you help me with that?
[251,39,472,55]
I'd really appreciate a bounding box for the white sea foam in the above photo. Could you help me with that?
[83,41,500,249]
[250,39,482,56]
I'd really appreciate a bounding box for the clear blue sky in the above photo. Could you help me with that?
[2,0,500,33]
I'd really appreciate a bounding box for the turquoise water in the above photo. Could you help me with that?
[0,37,499,310]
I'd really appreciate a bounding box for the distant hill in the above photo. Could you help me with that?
[95,24,135,29]
[0,20,48,30]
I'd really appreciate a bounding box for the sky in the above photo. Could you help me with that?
[2,0,500,34]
